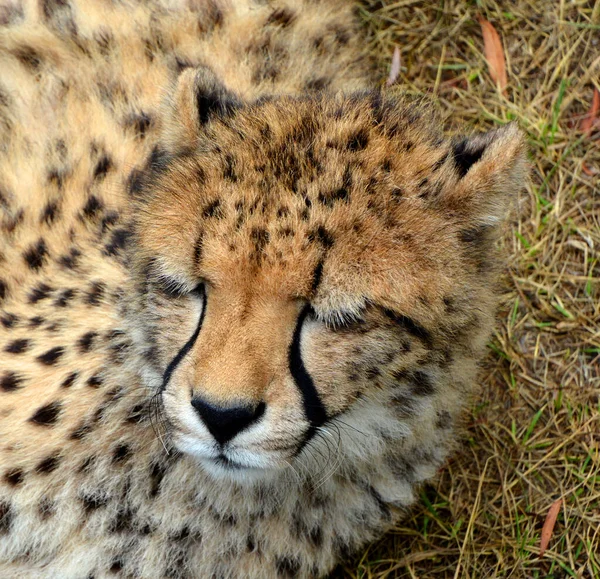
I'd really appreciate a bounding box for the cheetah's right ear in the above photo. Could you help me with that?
[441,123,528,225]
[160,66,242,151]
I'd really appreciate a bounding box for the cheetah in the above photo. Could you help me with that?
[0,0,527,577]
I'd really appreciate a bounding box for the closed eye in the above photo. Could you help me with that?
[325,313,366,331]
[310,307,366,332]
[156,276,205,299]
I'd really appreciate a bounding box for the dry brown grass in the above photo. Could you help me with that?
[339,1,600,577]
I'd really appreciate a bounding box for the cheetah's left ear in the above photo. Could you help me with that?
[442,123,528,224]
[160,66,242,151]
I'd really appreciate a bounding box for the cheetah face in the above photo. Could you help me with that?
[130,68,526,480]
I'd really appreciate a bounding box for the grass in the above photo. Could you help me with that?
[338,1,600,577]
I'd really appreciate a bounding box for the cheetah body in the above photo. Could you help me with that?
[0,1,526,577]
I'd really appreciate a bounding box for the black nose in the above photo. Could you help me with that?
[190,397,266,444]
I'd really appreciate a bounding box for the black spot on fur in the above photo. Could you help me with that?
[276,557,301,577]
[81,493,109,512]
[36,454,61,474]
[452,138,485,178]
[443,296,456,313]
[148,146,170,173]
[94,29,114,56]
[0,280,6,302]
[30,401,62,426]
[124,112,152,138]
[333,25,350,45]
[202,199,223,219]
[1,313,18,329]
[100,211,119,232]
[28,283,53,304]
[37,346,65,366]
[70,422,91,440]
[14,46,42,70]
[109,509,134,533]
[222,154,238,182]
[320,164,353,206]
[0,501,13,535]
[29,316,44,328]
[410,371,436,396]
[112,444,131,464]
[308,226,334,249]
[251,227,269,254]
[347,130,369,151]
[169,526,190,541]
[77,332,97,353]
[127,169,145,197]
[59,247,81,269]
[5,338,30,354]
[318,187,349,207]
[1,207,24,235]
[83,195,103,218]
[52,289,74,308]
[4,469,24,486]
[85,281,105,306]
[78,455,96,473]
[126,403,147,424]
[391,187,404,200]
[369,485,391,519]
[24,238,48,270]
[41,0,72,23]
[41,201,59,224]
[38,498,56,520]
[266,7,295,27]
[149,462,166,497]
[47,169,64,188]
[87,375,103,388]
[104,228,131,256]
[61,371,78,388]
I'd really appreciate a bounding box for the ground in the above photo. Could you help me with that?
[341,1,599,577]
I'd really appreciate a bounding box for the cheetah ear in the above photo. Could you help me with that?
[160,66,242,151]
[443,123,528,224]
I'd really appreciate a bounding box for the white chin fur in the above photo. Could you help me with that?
[174,433,289,484]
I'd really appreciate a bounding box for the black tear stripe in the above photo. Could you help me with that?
[289,306,328,456]
[160,286,207,393]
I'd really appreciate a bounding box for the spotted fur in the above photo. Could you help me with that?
[0,0,526,577]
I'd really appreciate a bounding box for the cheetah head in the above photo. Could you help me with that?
[129,67,526,482]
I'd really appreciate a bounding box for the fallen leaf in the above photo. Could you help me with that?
[386,46,401,87]
[540,498,562,556]
[581,88,600,135]
[478,16,507,93]
[582,162,598,176]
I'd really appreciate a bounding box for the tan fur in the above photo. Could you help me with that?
[0,1,526,577]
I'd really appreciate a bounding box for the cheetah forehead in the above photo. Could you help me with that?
[133,89,525,314]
